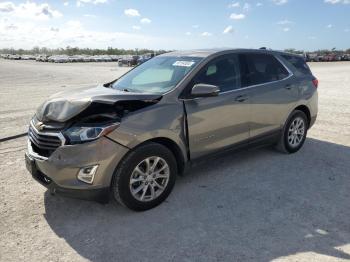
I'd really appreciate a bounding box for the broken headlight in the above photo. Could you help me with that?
[63,123,119,144]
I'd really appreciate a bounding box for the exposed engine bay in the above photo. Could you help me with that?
[35,85,162,124]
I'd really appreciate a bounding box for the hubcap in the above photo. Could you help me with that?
[287,117,305,147]
[129,156,170,202]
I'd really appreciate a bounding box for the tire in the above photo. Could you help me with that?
[276,110,309,154]
[111,142,177,211]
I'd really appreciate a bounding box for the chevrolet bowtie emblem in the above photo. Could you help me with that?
[35,121,45,131]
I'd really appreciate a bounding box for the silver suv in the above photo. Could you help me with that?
[25,49,318,211]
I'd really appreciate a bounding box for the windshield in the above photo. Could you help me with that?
[111,56,202,94]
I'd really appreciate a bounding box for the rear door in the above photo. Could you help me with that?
[280,54,315,95]
[240,52,299,138]
[184,54,251,159]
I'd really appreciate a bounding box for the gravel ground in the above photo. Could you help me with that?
[0,60,350,262]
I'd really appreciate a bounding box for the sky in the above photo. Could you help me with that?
[0,0,349,51]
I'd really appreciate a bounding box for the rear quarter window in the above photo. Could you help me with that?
[281,55,312,76]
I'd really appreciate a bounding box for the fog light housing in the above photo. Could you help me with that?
[77,165,99,184]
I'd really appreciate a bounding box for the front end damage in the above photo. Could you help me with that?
[25,85,162,202]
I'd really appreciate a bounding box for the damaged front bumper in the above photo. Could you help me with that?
[25,136,129,203]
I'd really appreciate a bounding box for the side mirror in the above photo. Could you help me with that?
[191,84,220,98]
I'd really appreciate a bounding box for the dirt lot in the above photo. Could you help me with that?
[0,60,350,262]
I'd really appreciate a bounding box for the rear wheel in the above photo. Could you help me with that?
[276,110,308,153]
[111,143,177,211]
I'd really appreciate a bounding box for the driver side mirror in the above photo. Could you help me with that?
[191,84,220,98]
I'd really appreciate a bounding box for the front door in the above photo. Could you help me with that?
[184,54,251,159]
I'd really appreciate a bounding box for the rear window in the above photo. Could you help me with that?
[281,55,312,75]
[240,53,290,86]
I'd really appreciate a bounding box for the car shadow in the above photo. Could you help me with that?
[43,138,350,262]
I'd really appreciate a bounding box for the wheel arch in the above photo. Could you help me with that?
[293,105,311,127]
[146,137,186,175]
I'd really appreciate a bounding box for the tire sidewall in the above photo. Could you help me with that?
[283,111,308,153]
[113,143,177,211]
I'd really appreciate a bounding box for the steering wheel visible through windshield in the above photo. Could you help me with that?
[112,56,202,94]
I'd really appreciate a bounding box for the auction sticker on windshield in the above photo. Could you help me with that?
[173,61,195,67]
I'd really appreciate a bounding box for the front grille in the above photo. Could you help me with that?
[28,123,64,158]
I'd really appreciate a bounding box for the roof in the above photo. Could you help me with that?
[160,48,300,58]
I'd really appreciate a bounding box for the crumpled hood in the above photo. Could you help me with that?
[36,85,162,123]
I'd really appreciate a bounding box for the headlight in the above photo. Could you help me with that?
[63,123,119,144]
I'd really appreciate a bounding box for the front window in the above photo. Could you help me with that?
[192,54,241,92]
[112,56,202,94]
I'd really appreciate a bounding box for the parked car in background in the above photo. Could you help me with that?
[48,55,69,63]
[118,55,139,66]
[341,54,350,61]
[8,54,21,60]
[137,53,154,65]
[21,55,36,60]
[25,48,318,211]
[36,55,49,62]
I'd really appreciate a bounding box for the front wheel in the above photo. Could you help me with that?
[276,110,308,154]
[111,143,177,211]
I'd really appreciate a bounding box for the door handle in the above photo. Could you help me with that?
[235,95,248,102]
[285,84,292,90]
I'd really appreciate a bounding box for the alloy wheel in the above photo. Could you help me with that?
[287,117,305,148]
[129,156,170,202]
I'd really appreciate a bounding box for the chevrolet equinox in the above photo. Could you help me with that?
[25,49,318,211]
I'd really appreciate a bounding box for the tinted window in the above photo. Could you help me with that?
[193,55,240,92]
[281,55,312,75]
[241,53,290,86]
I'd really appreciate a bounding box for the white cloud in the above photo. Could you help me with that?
[272,0,288,5]
[0,2,62,20]
[283,27,290,32]
[140,18,151,24]
[66,20,82,28]
[324,0,350,4]
[124,8,140,17]
[132,25,141,30]
[63,2,69,6]
[185,31,191,35]
[76,0,107,7]
[230,13,245,20]
[256,2,263,6]
[326,24,333,28]
[277,19,294,25]
[192,24,199,29]
[229,2,240,8]
[223,25,234,34]
[0,17,164,49]
[0,2,15,12]
[201,32,212,37]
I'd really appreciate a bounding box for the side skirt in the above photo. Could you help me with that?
[186,129,282,169]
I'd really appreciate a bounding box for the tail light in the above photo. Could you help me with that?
[312,78,319,88]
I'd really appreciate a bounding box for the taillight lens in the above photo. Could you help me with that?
[312,78,319,88]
